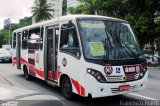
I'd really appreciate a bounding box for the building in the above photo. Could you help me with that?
[67,0,80,14]
[34,0,62,19]
[67,0,79,8]
[48,0,63,18]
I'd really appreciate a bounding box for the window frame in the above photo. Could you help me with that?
[59,23,81,59]
[13,33,16,49]
[22,30,28,50]
[28,27,41,50]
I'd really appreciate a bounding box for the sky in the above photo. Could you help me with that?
[0,0,34,29]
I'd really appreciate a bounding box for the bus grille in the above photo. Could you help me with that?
[106,75,124,82]
[106,72,139,82]
[125,73,139,81]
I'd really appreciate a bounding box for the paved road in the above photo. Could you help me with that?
[0,63,160,106]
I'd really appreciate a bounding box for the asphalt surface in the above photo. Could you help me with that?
[0,63,160,106]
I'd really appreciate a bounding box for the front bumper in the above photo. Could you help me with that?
[85,70,148,98]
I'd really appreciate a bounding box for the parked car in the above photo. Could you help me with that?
[0,48,12,63]
[145,54,159,64]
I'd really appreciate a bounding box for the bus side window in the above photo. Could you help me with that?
[55,27,59,56]
[13,33,16,49]
[60,24,80,58]
[28,28,41,50]
[40,27,44,50]
[22,30,28,49]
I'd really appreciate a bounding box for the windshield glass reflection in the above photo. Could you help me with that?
[78,20,144,60]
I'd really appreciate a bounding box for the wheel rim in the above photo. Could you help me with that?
[63,80,71,97]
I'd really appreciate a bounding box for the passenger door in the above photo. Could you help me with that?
[16,32,21,69]
[45,26,59,80]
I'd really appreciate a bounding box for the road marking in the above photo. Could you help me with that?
[129,93,157,100]
[0,73,14,86]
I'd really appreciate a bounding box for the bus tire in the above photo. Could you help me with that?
[23,66,32,80]
[61,76,73,100]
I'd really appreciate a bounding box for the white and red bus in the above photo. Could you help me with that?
[12,15,148,99]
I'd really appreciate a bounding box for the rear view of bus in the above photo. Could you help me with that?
[70,16,148,98]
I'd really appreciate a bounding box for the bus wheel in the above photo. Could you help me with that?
[61,77,73,99]
[23,66,32,80]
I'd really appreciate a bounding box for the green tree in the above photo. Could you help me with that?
[0,16,33,46]
[31,0,54,23]
[0,31,9,47]
[123,0,158,46]
[68,4,87,14]
[68,0,160,47]
[68,0,102,15]
[155,16,160,51]
[3,17,32,32]
[62,0,67,15]
[19,16,32,27]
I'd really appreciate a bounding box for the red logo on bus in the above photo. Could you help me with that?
[104,66,113,75]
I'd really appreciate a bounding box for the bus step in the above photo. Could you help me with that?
[47,80,58,87]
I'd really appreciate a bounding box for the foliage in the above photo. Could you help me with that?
[157,17,160,24]
[19,17,32,27]
[155,16,160,37]
[31,0,54,23]
[0,31,9,47]
[0,16,32,47]
[62,0,67,15]
[155,17,160,47]
[68,4,87,14]
[155,37,160,44]
[67,0,160,47]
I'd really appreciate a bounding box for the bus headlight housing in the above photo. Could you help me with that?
[139,68,147,78]
[87,69,107,83]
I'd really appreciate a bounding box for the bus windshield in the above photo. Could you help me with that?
[78,19,144,60]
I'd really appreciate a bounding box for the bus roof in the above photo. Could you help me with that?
[13,15,128,32]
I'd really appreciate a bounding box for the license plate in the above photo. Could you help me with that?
[119,85,130,91]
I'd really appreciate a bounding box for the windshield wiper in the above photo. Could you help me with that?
[122,42,139,59]
[104,38,110,62]
[104,23,111,62]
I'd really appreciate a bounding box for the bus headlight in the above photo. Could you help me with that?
[87,69,107,83]
[139,68,147,78]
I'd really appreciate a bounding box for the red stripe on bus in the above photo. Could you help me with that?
[35,68,44,78]
[71,78,85,96]
[48,70,62,80]
[48,71,53,79]
[28,64,35,71]
[20,58,28,65]
[71,78,80,95]
[19,57,59,79]
[80,86,85,96]
[13,57,16,60]
[12,61,16,66]
[12,57,16,66]
[55,71,61,80]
